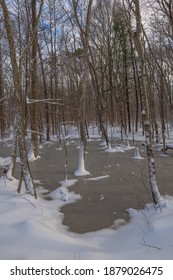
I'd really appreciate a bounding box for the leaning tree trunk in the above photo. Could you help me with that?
[16,110,37,197]
[133,0,164,206]
[1,0,37,198]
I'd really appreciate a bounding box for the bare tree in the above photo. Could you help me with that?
[130,0,164,206]
[70,0,93,175]
[0,0,44,198]
[0,25,6,139]
[30,0,39,158]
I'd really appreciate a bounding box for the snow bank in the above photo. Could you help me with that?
[1,175,173,260]
[0,157,11,166]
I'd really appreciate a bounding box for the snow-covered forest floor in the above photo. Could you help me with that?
[1,127,173,259]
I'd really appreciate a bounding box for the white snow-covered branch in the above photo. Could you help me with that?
[26,129,44,135]
[26,96,63,105]
[0,96,7,102]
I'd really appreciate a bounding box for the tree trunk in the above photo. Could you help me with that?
[0,36,6,139]
[38,43,50,141]
[133,0,164,206]
[1,0,37,198]
[31,0,39,157]
[6,123,17,179]
[72,0,93,173]
[122,34,131,133]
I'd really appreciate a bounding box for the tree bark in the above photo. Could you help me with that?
[0,0,38,198]
[38,43,50,141]
[31,0,39,157]
[133,0,164,206]
[72,0,93,164]
[0,38,6,139]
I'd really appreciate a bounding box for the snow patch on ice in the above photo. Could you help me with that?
[105,146,125,153]
[159,153,168,157]
[85,175,109,181]
[49,179,80,203]
[59,179,78,188]
[123,144,135,151]
[50,186,81,203]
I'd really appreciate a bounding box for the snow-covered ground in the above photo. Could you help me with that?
[0,174,173,260]
[1,126,173,260]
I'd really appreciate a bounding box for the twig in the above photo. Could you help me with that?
[0,96,6,102]
[3,175,7,187]
[141,210,154,232]
[139,237,161,251]
[137,223,147,235]
[21,197,37,208]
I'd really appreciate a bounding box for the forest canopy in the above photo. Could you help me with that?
[0,0,172,141]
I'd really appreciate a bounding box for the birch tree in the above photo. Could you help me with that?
[0,0,44,198]
[130,0,165,206]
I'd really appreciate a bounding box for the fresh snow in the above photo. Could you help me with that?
[59,179,78,188]
[0,156,11,166]
[131,147,144,159]
[1,129,173,260]
[166,144,173,149]
[0,174,173,259]
[49,179,79,202]
[28,146,41,162]
[74,144,90,176]
[105,145,125,153]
